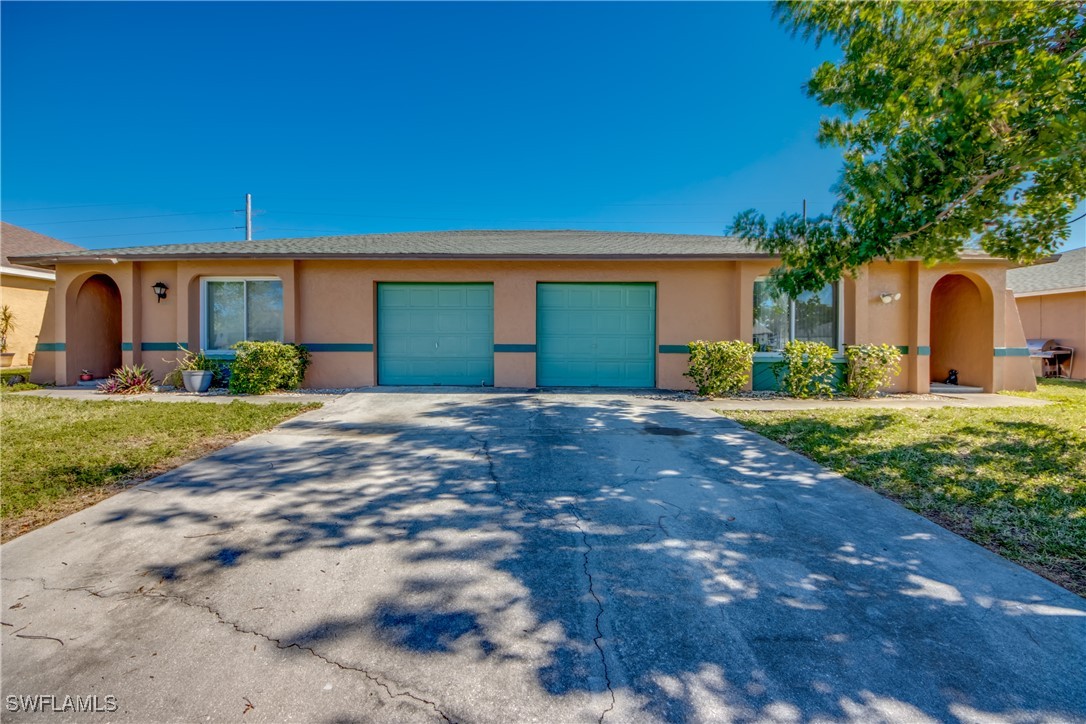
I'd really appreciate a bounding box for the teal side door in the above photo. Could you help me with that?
[377,283,494,386]
[536,283,656,387]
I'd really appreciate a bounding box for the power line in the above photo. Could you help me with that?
[17,210,232,225]
[2,198,229,212]
[271,210,735,224]
[65,226,239,240]
[1069,211,1086,224]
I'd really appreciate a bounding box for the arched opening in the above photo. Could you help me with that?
[70,274,122,381]
[930,274,994,391]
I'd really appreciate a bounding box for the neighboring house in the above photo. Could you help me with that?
[10,229,1036,392]
[1008,246,1086,380]
[0,223,83,367]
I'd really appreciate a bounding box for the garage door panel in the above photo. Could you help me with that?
[596,288,624,308]
[378,283,494,386]
[625,288,654,308]
[595,337,626,357]
[465,288,492,307]
[537,283,655,387]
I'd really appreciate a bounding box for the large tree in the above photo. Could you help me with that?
[733,1,1086,296]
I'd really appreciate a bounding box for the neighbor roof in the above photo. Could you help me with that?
[1007,247,1086,296]
[1,222,83,272]
[8,229,766,265]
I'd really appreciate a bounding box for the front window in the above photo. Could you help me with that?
[202,278,283,353]
[753,277,839,351]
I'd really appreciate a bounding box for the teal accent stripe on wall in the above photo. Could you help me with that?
[120,342,133,351]
[304,343,374,352]
[35,342,65,352]
[494,344,536,353]
[141,342,184,351]
[915,346,931,356]
[659,344,690,354]
[994,347,1030,357]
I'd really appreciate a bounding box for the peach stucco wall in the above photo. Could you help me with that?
[296,259,739,388]
[0,273,53,366]
[1016,291,1086,380]
[35,256,1037,391]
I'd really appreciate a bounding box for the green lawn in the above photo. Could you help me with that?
[1,366,39,392]
[722,379,1086,596]
[1,395,317,539]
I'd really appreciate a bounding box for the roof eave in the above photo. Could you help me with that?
[1012,285,1086,298]
[8,252,780,266]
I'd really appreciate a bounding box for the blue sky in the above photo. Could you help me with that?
[2,1,1082,251]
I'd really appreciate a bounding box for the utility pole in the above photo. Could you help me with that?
[245,193,252,241]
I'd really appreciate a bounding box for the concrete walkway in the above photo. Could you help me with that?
[703,392,1049,412]
[2,392,1081,723]
[13,386,1049,411]
[13,386,338,405]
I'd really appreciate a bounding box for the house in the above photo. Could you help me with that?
[9,229,1036,392]
[0,223,83,367]
[1008,246,1086,380]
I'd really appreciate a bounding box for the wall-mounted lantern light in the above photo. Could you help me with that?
[152,281,169,303]
[879,292,902,304]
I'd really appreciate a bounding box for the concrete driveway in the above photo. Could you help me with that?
[2,392,1084,723]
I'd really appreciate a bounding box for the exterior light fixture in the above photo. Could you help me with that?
[879,292,902,304]
[152,281,169,302]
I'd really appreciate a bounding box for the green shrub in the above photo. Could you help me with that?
[98,364,154,395]
[775,341,837,398]
[684,340,756,397]
[228,341,310,395]
[842,344,903,398]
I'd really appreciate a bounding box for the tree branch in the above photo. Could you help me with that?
[891,167,1015,243]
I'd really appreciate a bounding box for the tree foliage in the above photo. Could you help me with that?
[733,1,1086,295]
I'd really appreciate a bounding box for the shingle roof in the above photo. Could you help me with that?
[1,222,83,271]
[1007,247,1086,295]
[9,230,764,265]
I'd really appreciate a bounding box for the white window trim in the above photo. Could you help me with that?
[753,278,844,354]
[200,276,283,355]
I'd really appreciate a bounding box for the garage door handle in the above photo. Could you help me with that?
[435,341,439,349]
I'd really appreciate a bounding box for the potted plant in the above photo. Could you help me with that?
[0,305,15,368]
[177,348,221,393]
[79,369,94,382]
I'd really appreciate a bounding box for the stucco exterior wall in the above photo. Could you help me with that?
[34,255,1036,392]
[0,274,53,366]
[295,259,739,389]
[1016,291,1086,380]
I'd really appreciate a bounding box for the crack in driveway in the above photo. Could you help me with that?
[565,505,617,724]
[4,577,454,723]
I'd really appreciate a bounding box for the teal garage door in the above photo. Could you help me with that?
[536,283,656,387]
[377,283,494,386]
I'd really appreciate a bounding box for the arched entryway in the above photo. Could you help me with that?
[930,273,994,391]
[70,274,122,381]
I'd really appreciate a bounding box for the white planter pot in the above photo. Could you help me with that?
[182,370,213,393]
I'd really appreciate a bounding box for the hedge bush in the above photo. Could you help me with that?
[842,344,903,398]
[775,340,837,398]
[228,341,311,395]
[684,340,755,397]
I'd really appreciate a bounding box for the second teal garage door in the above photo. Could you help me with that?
[377,283,494,385]
[536,283,656,387]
